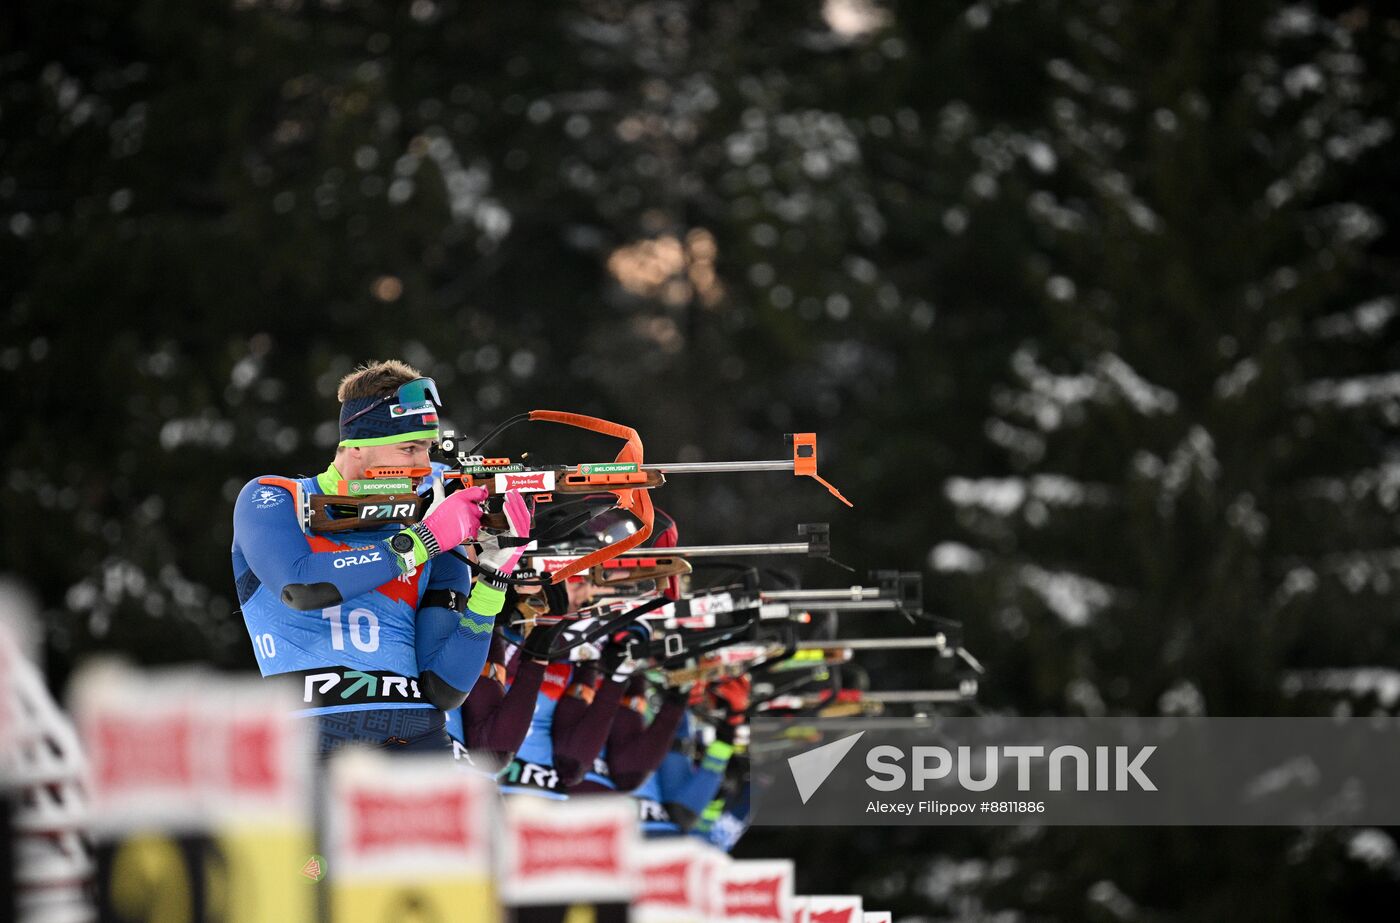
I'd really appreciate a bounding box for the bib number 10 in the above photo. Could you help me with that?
[322,606,381,653]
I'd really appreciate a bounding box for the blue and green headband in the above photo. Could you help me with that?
[338,377,442,447]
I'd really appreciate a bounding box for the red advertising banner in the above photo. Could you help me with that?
[327,750,493,880]
[72,664,310,833]
[723,859,794,923]
[800,896,863,923]
[635,838,729,923]
[498,795,638,906]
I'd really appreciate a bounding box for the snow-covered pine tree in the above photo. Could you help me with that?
[934,0,1399,719]
[924,1,1400,917]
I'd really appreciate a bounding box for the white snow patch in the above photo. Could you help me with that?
[1027,190,1087,233]
[1096,353,1178,414]
[1214,357,1261,399]
[1347,829,1398,870]
[1243,756,1321,802]
[1002,348,1178,430]
[1267,5,1319,39]
[1305,462,1400,512]
[1315,548,1400,595]
[946,477,1025,516]
[984,418,1047,463]
[1036,474,1104,506]
[160,415,235,451]
[1018,565,1113,627]
[1152,427,1220,514]
[1045,275,1077,302]
[1364,463,1400,511]
[945,475,1110,516]
[822,0,890,38]
[1275,566,1318,604]
[1226,493,1268,542]
[1298,372,1400,409]
[1066,678,1106,717]
[1283,63,1325,98]
[1087,880,1138,921]
[1023,139,1058,174]
[1314,297,1397,340]
[916,855,1017,904]
[1131,450,1163,480]
[1126,201,1161,233]
[1281,668,1400,707]
[929,542,986,573]
[1158,680,1206,716]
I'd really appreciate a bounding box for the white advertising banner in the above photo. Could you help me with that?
[497,793,640,906]
[325,749,494,881]
[722,858,794,923]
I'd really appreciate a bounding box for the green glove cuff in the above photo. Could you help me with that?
[702,739,735,772]
[700,797,724,825]
[467,580,507,617]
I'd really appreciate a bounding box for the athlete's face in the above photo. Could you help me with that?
[566,576,597,612]
[339,439,434,484]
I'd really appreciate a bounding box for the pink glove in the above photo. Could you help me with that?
[476,489,533,576]
[417,485,488,555]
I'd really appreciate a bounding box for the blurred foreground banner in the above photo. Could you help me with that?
[326,749,497,923]
[751,717,1400,826]
[722,858,794,923]
[793,894,863,923]
[72,662,315,922]
[497,794,638,923]
[635,837,727,923]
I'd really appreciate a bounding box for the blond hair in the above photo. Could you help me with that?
[336,359,423,402]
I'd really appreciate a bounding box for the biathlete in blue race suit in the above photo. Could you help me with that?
[633,712,736,837]
[694,756,752,852]
[631,674,747,836]
[444,622,553,777]
[498,617,652,799]
[230,360,511,754]
[568,674,688,796]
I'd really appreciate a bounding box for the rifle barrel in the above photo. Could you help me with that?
[612,542,810,557]
[796,637,948,651]
[773,600,903,613]
[641,460,793,474]
[762,587,886,601]
[861,690,975,703]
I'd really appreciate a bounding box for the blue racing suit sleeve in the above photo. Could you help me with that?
[415,551,496,707]
[233,478,402,610]
[658,738,734,831]
[697,781,751,852]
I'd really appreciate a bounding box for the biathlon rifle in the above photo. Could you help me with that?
[647,568,984,710]
[303,410,850,582]
[520,521,836,599]
[438,413,851,585]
